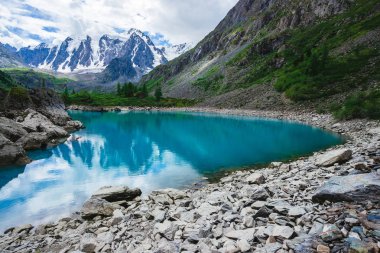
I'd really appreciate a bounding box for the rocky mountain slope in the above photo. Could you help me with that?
[140,0,380,112]
[0,43,23,68]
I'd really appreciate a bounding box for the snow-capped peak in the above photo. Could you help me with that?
[162,43,193,60]
[14,30,189,79]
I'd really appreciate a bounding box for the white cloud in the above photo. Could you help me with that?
[0,0,238,48]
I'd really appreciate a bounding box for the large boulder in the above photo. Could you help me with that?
[0,134,30,166]
[312,173,380,203]
[21,109,68,138]
[64,120,84,132]
[16,132,49,150]
[0,117,28,142]
[80,197,119,220]
[315,148,352,167]
[91,186,142,203]
[29,88,71,126]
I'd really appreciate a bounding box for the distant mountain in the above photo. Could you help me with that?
[15,29,167,77]
[0,43,23,68]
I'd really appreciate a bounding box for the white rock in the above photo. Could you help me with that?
[224,228,256,241]
[288,206,306,217]
[196,203,219,217]
[237,239,251,252]
[315,149,352,167]
[271,225,294,239]
[80,233,97,253]
[246,172,266,184]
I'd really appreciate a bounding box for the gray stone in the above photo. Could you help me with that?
[80,233,97,253]
[110,209,124,226]
[224,228,256,241]
[16,132,49,150]
[272,225,294,239]
[196,203,219,217]
[315,149,352,167]
[312,173,380,203]
[154,220,178,240]
[237,239,251,252]
[254,206,272,218]
[319,224,343,242]
[251,187,270,201]
[13,224,33,234]
[81,197,118,219]
[255,242,282,253]
[92,185,142,202]
[151,208,167,222]
[64,120,84,132]
[246,172,265,184]
[0,117,28,142]
[21,109,68,138]
[288,206,307,217]
[0,134,30,166]
[251,201,267,209]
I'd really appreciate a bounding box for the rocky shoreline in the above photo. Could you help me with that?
[1,107,380,253]
[0,90,84,167]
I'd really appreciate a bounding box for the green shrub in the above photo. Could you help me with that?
[9,86,29,99]
[332,89,380,119]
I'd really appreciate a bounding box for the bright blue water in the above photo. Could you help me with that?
[0,111,344,230]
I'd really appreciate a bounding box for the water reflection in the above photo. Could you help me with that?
[0,111,343,230]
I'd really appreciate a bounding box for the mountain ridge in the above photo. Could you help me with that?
[0,29,192,84]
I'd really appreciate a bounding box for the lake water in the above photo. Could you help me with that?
[0,111,344,231]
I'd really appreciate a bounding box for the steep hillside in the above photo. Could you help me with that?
[0,70,17,90]
[1,68,74,91]
[141,0,380,114]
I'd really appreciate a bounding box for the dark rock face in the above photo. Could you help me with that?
[0,134,30,166]
[102,57,137,82]
[312,173,380,203]
[18,43,50,67]
[68,36,93,71]
[92,186,142,203]
[16,132,49,150]
[0,117,28,142]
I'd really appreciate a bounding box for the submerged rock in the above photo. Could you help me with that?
[312,173,380,203]
[315,148,352,167]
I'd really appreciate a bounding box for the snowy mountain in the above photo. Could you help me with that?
[161,43,192,60]
[16,29,168,76]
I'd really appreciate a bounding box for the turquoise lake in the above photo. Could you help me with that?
[0,111,344,231]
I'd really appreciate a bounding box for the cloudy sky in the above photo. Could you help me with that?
[0,0,238,48]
